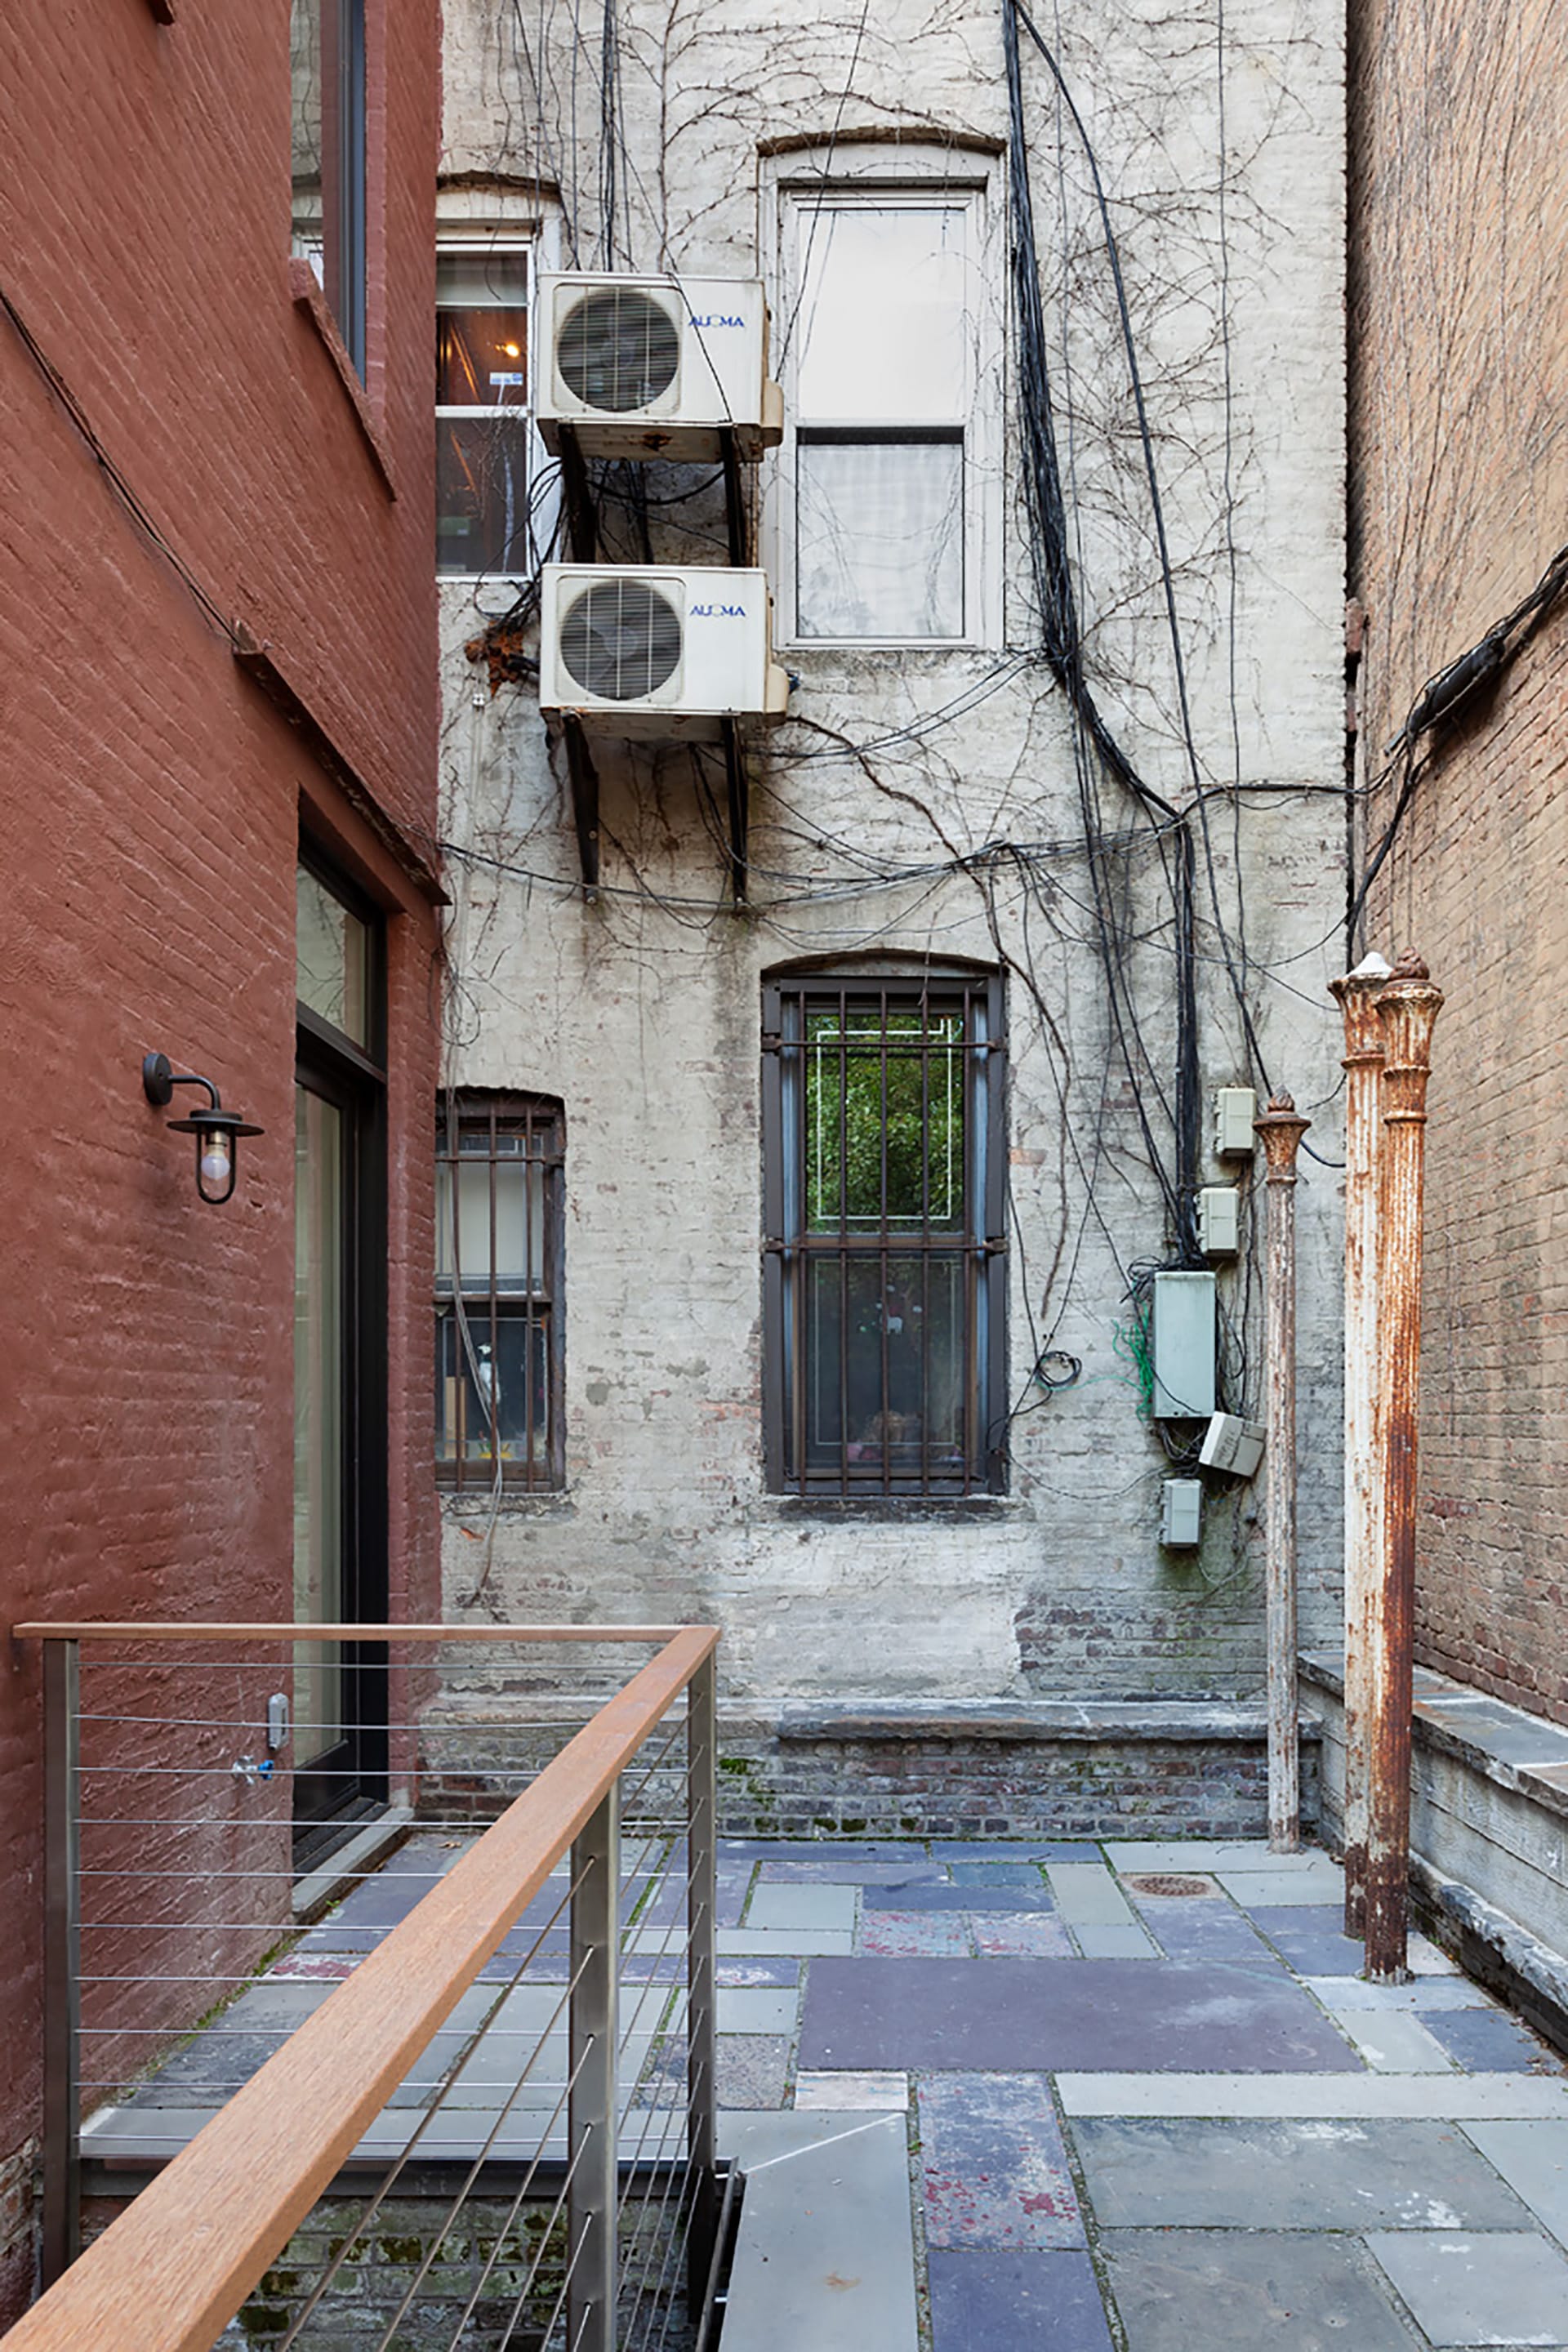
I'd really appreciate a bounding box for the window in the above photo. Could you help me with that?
[437,243,532,574]
[290,0,368,373]
[436,1094,564,1490]
[774,172,996,644]
[763,970,1006,1496]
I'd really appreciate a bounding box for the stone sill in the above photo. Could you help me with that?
[777,1699,1324,1746]
[1300,1648,1568,1829]
[764,1494,1028,1523]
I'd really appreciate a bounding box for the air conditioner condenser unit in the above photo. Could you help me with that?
[539,564,791,742]
[536,274,784,461]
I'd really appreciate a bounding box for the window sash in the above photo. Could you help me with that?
[764,978,1005,1496]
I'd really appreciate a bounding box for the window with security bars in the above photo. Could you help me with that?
[763,973,1006,1495]
[435,1094,564,1490]
[436,243,531,574]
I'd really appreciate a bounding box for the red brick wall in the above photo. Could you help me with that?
[0,1,440,2315]
[1348,0,1568,1725]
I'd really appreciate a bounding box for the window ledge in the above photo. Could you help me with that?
[439,1489,574,1518]
[289,259,399,500]
[764,1494,1022,1523]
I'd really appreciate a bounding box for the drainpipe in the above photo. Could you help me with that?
[1329,953,1392,1936]
[1363,952,1444,1981]
[1254,1092,1310,1854]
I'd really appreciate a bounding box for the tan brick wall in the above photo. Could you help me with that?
[1349,0,1568,1722]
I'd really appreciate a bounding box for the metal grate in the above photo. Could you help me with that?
[764,974,1007,1496]
[559,578,684,702]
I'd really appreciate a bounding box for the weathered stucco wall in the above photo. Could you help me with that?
[434,0,1348,1726]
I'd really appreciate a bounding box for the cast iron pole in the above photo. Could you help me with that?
[1255,1092,1310,1854]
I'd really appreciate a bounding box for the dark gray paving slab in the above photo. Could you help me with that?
[1100,2229,1417,2350]
[928,2251,1113,2351]
[948,1862,1049,1890]
[800,1959,1365,2074]
[1423,2006,1564,2075]
[1366,2229,1568,2345]
[719,1839,924,1861]
[1128,1897,1281,1967]
[862,1882,1053,1914]
[1247,1906,1370,1976]
[1071,2117,1535,2229]
[919,2074,1083,2248]
[757,1859,947,1885]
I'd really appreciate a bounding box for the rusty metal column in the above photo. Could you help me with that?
[1363,953,1444,1981]
[1330,953,1392,1936]
[1255,1094,1311,1852]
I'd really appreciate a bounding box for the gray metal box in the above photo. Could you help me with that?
[1214,1085,1258,1156]
[1198,1185,1241,1255]
[1150,1271,1216,1419]
[1160,1478,1203,1546]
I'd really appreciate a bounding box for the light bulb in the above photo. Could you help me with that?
[200,1132,233,1191]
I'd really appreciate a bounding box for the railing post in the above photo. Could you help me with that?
[41,1637,81,2287]
[1255,1094,1310,1853]
[568,1782,619,2352]
[686,1653,718,2310]
[1330,952,1392,1936]
[1364,951,1444,1982]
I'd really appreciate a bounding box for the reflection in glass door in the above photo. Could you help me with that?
[293,1080,345,1775]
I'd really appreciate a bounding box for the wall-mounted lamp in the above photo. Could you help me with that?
[142,1052,264,1205]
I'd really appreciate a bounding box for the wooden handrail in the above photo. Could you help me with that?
[13,1621,687,1642]
[6,1624,719,2352]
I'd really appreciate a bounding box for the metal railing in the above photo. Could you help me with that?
[11,1620,721,2352]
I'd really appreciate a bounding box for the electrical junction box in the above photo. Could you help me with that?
[1161,1478,1203,1547]
[1214,1086,1258,1156]
[1198,1185,1241,1256]
[1150,1270,1216,1419]
[1200,1412,1266,1480]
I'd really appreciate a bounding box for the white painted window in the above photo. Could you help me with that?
[769,159,1000,648]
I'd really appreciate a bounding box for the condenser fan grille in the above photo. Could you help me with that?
[559,578,683,701]
[557,287,681,413]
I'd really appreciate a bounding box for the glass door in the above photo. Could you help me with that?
[293,854,388,1849]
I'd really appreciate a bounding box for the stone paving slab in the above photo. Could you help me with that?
[756,1859,947,1885]
[927,2250,1113,2351]
[719,2110,919,2352]
[1463,2122,1568,2247]
[1334,2010,1459,2073]
[1365,2228,1568,2345]
[971,1913,1074,1958]
[1244,1906,1370,1975]
[719,1840,922,1863]
[800,1960,1364,2074]
[718,1984,800,2034]
[918,2074,1084,2249]
[1213,1866,1346,1907]
[1423,2005,1563,2074]
[718,1926,854,1956]
[1099,2228,1418,2350]
[1059,2073,1568,2119]
[1072,1923,1160,1959]
[1045,1864,1139,1927]
[1126,1896,1281,1966]
[862,1882,1053,1914]
[1071,2117,1535,2230]
[947,1862,1049,1889]
[860,1910,973,1958]
[930,1842,1095,1862]
[1305,1974,1492,2011]
[1103,1840,1318,1871]
[796,2071,909,2109]
[746,1882,859,1933]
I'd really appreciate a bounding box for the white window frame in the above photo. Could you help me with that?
[435,198,562,582]
[763,145,1004,653]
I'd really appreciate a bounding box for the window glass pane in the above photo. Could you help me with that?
[804,1004,965,1231]
[435,1307,549,1468]
[796,439,964,639]
[289,0,324,275]
[438,416,530,573]
[296,865,370,1047]
[796,207,972,421]
[291,0,364,370]
[803,1254,966,1477]
[293,1085,344,1764]
[437,250,528,408]
[435,1157,546,1288]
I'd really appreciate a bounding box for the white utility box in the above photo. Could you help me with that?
[1161,1479,1203,1547]
[1199,1412,1265,1479]
[1198,1185,1241,1255]
[1214,1086,1258,1156]
[1150,1270,1217,1419]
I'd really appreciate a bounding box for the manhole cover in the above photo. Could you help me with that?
[1120,1873,1219,1898]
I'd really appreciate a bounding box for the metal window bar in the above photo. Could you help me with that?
[438,1094,564,1493]
[764,977,1005,1495]
[18,1623,720,2352]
